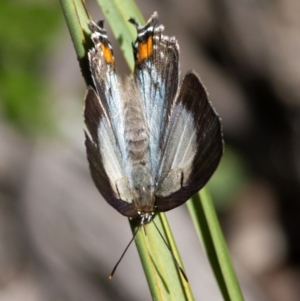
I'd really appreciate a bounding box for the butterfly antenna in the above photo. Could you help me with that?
[152,219,189,282]
[109,225,140,279]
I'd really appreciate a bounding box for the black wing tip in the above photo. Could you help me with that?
[97,19,105,28]
[130,11,158,25]
[129,11,159,31]
[128,17,139,27]
[87,19,111,50]
[88,20,105,33]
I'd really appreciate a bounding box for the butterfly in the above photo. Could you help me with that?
[84,12,223,226]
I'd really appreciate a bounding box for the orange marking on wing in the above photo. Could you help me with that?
[100,44,115,64]
[138,35,153,62]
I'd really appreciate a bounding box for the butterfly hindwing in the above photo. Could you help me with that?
[155,71,223,212]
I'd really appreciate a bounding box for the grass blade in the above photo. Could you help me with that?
[129,214,194,301]
[187,188,244,301]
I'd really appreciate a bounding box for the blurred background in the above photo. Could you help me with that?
[1,0,300,300]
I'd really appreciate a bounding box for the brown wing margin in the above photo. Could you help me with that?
[155,71,224,212]
[84,87,137,217]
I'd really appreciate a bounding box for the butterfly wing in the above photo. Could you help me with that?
[88,21,128,164]
[84,22,136,217]
[131,12,179,175]
[155,71,224,212]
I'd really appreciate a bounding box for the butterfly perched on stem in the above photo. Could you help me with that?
[84,12,223,226]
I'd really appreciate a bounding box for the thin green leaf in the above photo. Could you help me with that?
[59,0,92,85]
[129,214,194,301]
[187,189,244,301]
[59,0,89,58]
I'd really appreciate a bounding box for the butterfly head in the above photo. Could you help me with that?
[137,211,155,225]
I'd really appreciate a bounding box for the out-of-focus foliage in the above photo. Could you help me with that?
[0,2,61,135]
[208,148,249,211]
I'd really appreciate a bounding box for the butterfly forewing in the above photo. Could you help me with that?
[132,12,180,176]
[88,21,128,173]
